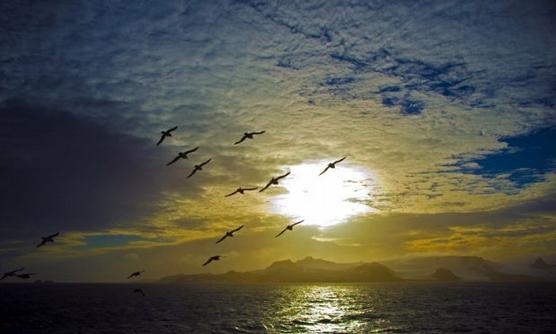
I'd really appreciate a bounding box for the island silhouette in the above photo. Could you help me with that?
[159,256,555,284]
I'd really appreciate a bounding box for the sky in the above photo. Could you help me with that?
[0,0,555,282]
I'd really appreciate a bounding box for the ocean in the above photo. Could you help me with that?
[1,282,555,333]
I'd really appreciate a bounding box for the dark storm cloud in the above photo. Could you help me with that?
[0,100,195,239]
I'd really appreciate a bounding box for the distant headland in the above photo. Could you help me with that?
[159,256,556,283]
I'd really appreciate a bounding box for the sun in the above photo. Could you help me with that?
[270,161,375,227]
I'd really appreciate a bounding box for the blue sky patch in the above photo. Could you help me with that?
[457,127,556,188]
[400,98,424,115]
[380,93,424,115]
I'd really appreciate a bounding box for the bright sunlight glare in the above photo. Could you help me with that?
[271,161,375,227]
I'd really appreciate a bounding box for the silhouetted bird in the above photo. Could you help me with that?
[187,158,212,178]
[275,220,304,238]
[216,225,244,244]
[36,232,59,248]
[133,288,145,297]
[259,172,291,192]
[0,268,25,280]
[319,157,346,176]
[225,187,258,197]
[203,255,222,266]
[16,273,36,279]
[166,146,199,166]
[156,126,178,146]
[127,270,145,279]
[234,131,265,145]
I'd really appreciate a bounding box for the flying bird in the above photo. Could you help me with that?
[187,158,212,178]
[275,220,304,238]
[224,187,258,197]
[259,172,291,192]
[16,273,36,279]
[133,288,146,297]
[234,131,265,145]
[1,268,25,280]
[127,270,145,279]
[156,126,178,146]
[319,157,346,176]
[203,255,222,266]
[36,232,59,248]
[215,225,244,244]
[166,146,199,166]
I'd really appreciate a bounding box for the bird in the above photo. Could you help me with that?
[133,288,145,297]
[187,158,212,178]
[319,157,346,176]
[166,146,199,166]
[275,220,304,238]
[16,273,36,279]
[203,255,222,266]
[215,225,244,244]
[224,187,258,197]
[156,126,178,146]
[36,232,59,248]
[0,268,25,280]
[234,131,265,145]
[259,172,290,192]
[127,270,145,279]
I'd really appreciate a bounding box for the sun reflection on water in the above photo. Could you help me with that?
[268,285,371,333]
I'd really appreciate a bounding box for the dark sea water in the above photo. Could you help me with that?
[1,282,555,333]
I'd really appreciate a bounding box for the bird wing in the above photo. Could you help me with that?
[185,146,199,155]
[234,135,247,145]
[259,179,273,192]
[319,166,330,176]
[202,258,213,266]
[36,240,46,248]
[292,220,304,227]
[127,273,135,279]
[333,157,346,165]
[156,135,165,146]
[243,187,258,191]
[252,130,265,135]
[187,168,198,178]
[225,189,239,197]
[231,225,244,233]
[6,268,24,276]
[168,126,178,132]
[275,228,287,238]
[276,171,291,181]
[200,158,212,167]
[215,235,228,244]
[166,155,181,166]
[49,232,60,238]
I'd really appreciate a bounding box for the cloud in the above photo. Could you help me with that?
[0,100,191,240]
[0,0,555,280]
